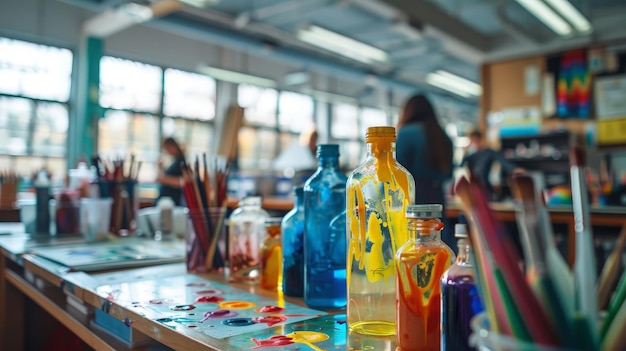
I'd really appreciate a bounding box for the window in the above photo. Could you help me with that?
[238,84,278,127]
[164,68,216,120]
[99,56,162,112]
[359,107,389,139]
[98,56,217,182]
[331,103,359,139]
[0,37,72,179]
[278,91,314,133]
[236,84,280,171]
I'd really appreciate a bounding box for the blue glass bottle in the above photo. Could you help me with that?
[281,186,305,297]
[304,144,347,309]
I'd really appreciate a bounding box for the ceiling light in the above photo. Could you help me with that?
[283,71,310,86]
[516,0,572,36]
[544,0,592,33]
[83,3,153,37]
[425,70,482,98]
[197,65,276,88]
[178,0,220,8]
[297,25,388,64]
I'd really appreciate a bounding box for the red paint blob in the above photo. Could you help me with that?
[257,305,285,314]
[252,315,288,327]
[194,295,225,303]
[251,335,294,349]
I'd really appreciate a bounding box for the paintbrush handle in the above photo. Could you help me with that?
[597,223,626,310]
[571,164,598,333]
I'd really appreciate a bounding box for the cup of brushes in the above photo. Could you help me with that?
[457,147,626,351]
[184,154,229,273]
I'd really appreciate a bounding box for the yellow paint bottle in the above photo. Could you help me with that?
[347,126,415,336]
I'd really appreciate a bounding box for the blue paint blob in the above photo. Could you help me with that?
[222,318,255,327]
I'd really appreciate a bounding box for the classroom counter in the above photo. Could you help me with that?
[0,225,395,351]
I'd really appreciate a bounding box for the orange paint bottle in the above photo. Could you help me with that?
[396,204,455,351]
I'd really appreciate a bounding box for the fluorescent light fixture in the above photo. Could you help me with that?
[83,3,153,37]
[544,0,592,33]
[197,65,276,88]
[516,0,572,36]
[425,70,482,98]
[179,0,220,8]
[283,71,310,86]
[297,25,388,64]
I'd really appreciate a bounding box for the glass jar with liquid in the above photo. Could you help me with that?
[259,217,283,290]
[396,204,455,351]
[347,126,415,336]
[228,196,269,283]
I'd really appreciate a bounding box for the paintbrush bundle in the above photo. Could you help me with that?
[92,155,140,236]
[183,154,229,273]
[456,146,626,351]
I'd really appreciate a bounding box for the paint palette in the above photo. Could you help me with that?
[29,238,184,271]
[94,274,326,339]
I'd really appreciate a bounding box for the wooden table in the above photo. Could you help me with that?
[0,226,396,350]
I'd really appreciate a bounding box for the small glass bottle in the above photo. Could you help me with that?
[396,204,455,351]
[441,224,483,351]
[281,186,305,297]
[304,144,347,309]
[347,126,415,336]
[228,196,269,283]
[259,217,283,290]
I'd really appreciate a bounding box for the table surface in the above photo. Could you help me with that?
[0,225,397,351]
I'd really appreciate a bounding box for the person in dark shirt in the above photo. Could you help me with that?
[156,137,186,206]
[460,129,524,198]
[396,94,454,206]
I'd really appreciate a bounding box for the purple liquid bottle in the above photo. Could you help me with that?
[441,224,484,351]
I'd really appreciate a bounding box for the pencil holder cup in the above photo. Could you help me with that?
[469,312,574,351]
[0,181,17,209]
[98,179,138,236]
[185,207,228,273]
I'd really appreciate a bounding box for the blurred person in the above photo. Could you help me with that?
[396,94,455,250]
[156,137,186,206]
[396,94,454,206]
[460,129,525,199]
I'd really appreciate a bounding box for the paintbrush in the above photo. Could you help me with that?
[601,270,626,349]
[597,223,626,310]
[534,181,576,314]
[455,177,518,338]
[570,146,599,336]
[511,175,575,346]
[464,176,559,345]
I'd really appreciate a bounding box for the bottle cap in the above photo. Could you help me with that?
[405,204,442,219]
[454,223,468,239]
[316,144,339,158]
[365,126,395,141]
[241,196,262,207]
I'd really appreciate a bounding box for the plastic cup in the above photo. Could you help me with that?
[80,198,113,242]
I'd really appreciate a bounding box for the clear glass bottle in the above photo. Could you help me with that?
[396,204,455,351]
[304,144,348,309]
[281,186,305,297]
[259,217,283,290]
[441,223,484,351]
[347,126,415,336]
[228,196,269,283]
